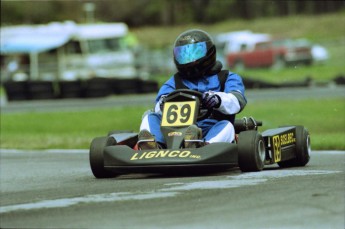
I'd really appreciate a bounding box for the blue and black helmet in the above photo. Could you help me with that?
[173,29,216,80]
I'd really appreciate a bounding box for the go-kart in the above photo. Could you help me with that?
[89,89,310,178]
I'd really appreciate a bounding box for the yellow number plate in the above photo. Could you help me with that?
[161,101,197,127]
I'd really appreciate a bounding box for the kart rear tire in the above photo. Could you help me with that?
[278,126,310,167]
[90,137,117,178]
[238,130,265,172]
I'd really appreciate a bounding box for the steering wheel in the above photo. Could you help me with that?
[165,89,213,121]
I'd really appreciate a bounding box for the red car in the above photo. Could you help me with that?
[227,38,313,70]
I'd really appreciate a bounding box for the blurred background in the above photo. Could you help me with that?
[1,0,344,101]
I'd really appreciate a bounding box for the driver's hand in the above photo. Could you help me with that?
[202,91,221,109]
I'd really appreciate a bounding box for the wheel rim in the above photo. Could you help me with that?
[258,139,266,162]
[306,134,311,154]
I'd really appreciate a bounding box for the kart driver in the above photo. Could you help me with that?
[138,29,247,149]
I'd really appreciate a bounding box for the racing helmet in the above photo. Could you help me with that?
[173,29,217,80]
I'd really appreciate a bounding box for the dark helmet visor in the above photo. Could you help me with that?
[173,41,208,64]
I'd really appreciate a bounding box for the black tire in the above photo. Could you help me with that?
[238,130,266,172]
[59,81,83,98]
[83,78,112,98]
[89,137,117,178]
[139,80,159,93]
[27,81,56,100]
[278,126,310,168]
[110,79,139,94]
[3,81,29,101]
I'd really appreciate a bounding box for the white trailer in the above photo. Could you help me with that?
[0,21,137,82]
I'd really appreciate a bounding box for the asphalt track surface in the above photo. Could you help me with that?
[2,85,345,113]
[0,150,344,229]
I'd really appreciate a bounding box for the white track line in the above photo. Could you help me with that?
[0,169,342,214]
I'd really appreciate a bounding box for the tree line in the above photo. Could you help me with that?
[1,0,344,27]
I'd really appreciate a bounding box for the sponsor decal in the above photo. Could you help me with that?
[272,135,281,162]
[168,132,183,137]
[130,150,201,160]
[272,132,296,162]
[280,132,296,146]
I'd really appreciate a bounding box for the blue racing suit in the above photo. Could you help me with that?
[140,71,247,144]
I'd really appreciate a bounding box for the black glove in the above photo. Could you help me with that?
[202,91,221,109]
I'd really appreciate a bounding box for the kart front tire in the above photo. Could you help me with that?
[238,130,265,172]
[90,137,117,178]
[278,126,310,167]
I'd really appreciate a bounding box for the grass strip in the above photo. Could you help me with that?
[1,98,344,150]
